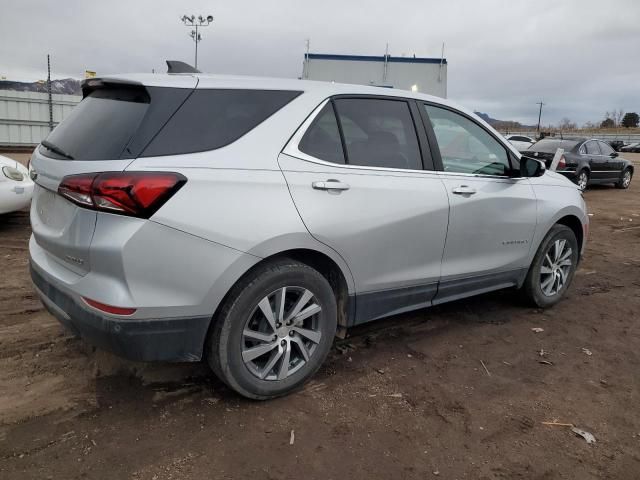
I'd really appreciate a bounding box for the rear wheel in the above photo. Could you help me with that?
[576,170,589,191]
[523,225,579,308]
[616,168,632,189]
[207,259,337,400]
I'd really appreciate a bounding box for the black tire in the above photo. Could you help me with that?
[207,258,337,400]
[522,225,579,308]
[615,168,633,189]
[575,169,589,191]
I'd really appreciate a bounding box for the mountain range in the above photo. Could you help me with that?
[0,78,82,95]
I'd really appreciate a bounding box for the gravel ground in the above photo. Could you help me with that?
[0,153,639,479]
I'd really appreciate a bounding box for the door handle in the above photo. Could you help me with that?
[312,180,350,191]
[452,185,477,195]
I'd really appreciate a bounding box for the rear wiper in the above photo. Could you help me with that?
[41,140,74,160]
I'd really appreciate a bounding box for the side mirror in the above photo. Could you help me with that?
[520,156,546,178]
[610,152,619,158]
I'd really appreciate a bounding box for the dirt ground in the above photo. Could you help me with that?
[1,154,639,479]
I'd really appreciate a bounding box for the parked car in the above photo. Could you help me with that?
[505,134,535,151]
[29,72,588,399]
[620,142,640,153]
[0,154,34,214]
[523,137,634,191]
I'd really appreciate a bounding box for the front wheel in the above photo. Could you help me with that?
[207,259,337,400]
[616,168,633,189]
[522,225,579,308]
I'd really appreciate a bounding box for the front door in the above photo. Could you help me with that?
[421,103,537,303]
[597,141,622,180]
[280,97,450,324]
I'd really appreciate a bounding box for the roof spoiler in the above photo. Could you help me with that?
[80,77,145,98]
[166,60,201,74]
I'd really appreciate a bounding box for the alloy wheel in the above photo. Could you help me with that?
[578,172,588,191]
[622,170,632,188]
[540,239,573,296]
[241,287,322,381]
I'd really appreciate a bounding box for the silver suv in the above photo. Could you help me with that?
[29,72,588,399]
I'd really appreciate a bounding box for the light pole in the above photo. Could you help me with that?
[536,101,545,137]
[181,14,213,70]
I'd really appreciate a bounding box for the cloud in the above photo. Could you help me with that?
[1,0,638,124]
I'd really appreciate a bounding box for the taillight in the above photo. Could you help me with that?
[557,155,567,170]
[58,172,186,218]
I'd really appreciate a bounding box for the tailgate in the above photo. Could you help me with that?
[29,76,197,276]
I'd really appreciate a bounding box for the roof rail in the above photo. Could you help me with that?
[166,60,201,74]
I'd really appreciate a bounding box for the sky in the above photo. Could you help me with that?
[1,0,639,126]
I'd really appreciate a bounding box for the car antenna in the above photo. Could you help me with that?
[166,60,201,74]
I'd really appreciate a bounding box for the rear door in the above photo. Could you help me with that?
[280,96,450,324]
[30,78,197,275]
[584,140,606,180]
[420,103,537,303]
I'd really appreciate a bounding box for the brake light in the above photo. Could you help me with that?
[82,297,136,316]
[58,172,186,218]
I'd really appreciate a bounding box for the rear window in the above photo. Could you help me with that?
[530,139,579,153]
[142,89,301,157]
[40,86,301,160]
[41,87,150,161]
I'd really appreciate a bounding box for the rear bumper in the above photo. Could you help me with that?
[30,263,210,362]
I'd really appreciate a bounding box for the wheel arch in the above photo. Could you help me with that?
[555,214,584,253]
[205,243,355,354]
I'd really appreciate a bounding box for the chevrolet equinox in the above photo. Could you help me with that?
[29,71,588,399]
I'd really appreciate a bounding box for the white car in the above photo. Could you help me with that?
[0,154,34,214]
[506,134,535,152]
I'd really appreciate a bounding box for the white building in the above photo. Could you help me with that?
[0,90,81,147]
[303,53,447,98]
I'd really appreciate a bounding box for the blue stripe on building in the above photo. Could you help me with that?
[307,53,447,65]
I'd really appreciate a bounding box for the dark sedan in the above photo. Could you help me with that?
[620,142,640,153]
[522,138,634,191]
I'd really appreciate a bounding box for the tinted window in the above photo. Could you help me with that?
[510,135,531,142]
[299,103,345,164]
[41,87,150,160]
[598,141,614,155]
[425,105,511,176]
[585,141,601,155]
[142,89,301,157]
[333,99,422,170]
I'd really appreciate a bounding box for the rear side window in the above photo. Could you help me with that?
[333,99,422,170]
[142,89,301,157]
[585,141,601,155]
[41,87,150,160]
[598,141,614,155]
[299,103,345,164]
